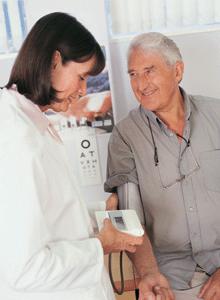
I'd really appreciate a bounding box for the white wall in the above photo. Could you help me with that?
[2,1,220,123]
[109,29,220,122]
[64,133,111,202]
[0,55,16,87]
[0,0,111,203]
[25,0,109,46]
[0,0,110,91]
[1,1,220,200]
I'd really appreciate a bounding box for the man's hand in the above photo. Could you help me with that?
[106,193,118,211]
[97,218,143,255]
[198,268,220,300]
[138,271,175,300]
[125,228,174,300]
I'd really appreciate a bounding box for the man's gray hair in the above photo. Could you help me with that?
[127,32,182,68]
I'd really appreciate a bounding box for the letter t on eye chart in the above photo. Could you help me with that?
[74,127,102,186]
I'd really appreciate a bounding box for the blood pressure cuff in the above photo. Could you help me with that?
[117,182,145,225]
[104,174,139,193]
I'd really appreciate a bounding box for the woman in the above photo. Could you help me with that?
[0,12,142,300]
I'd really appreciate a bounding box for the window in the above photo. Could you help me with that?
[0,0,27,54]
[106,0,220,38]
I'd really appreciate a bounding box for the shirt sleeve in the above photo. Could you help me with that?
[104,126,139,193]
[0,127,104,293]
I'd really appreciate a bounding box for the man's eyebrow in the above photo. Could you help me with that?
[128,65,154,74]
[145,65,154,70]
[127,68,135,74]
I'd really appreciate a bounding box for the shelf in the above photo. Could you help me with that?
[109,24,220,44]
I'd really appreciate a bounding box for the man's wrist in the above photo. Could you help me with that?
[139,266,161,280]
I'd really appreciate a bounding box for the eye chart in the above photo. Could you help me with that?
[73,127,102,186]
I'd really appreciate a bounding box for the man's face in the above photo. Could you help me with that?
[128,49,183,114]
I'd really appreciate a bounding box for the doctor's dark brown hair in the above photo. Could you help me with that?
[5,12,105,106]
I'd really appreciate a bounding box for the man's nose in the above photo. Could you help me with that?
[138,73,149,92]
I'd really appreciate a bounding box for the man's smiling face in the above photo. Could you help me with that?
[128,49,182,114]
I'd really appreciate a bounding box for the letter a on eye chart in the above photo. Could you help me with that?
[74,127,102,186]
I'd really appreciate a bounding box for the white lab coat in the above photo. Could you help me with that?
[0,88,115,300]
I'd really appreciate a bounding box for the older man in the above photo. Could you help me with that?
[105,32,220,300]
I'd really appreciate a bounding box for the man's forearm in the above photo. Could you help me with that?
[126,227,159,279]
[126,227,175,300]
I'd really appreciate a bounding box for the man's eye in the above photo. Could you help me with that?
[80,76,84,81]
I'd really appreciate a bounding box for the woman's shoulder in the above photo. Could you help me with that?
[0,90,44,151]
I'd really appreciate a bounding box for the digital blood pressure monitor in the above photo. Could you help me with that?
[95,210,144,237]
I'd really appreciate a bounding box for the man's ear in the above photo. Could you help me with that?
[174,61,184,83]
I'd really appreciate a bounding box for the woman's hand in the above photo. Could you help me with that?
[97,218,143,255]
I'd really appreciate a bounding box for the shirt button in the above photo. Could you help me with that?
[193,233,197,238]
[184,181,188,185]
[120,176,127,182]
[189,207,194,212]
[170,133,174,137]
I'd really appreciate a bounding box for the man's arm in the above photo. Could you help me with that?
[126,228,175,300]
[105,129,173,299]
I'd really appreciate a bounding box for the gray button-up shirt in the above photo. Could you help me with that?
[105,88,220,289]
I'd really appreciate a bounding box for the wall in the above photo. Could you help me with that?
[109,29,220,123]
[0,54,16,87]
[1,1,220,197]
[0,0,112,202]
[25,0,109,46]
[2,2,220,122]
[0,0,111,93]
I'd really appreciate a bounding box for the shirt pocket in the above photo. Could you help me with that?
[199,149,220,193]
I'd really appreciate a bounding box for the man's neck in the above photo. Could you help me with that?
[155,91,185,141]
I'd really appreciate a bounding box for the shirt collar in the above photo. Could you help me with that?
[7,85,50,135]
[180,86,191,121]
[140,86,192,129]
